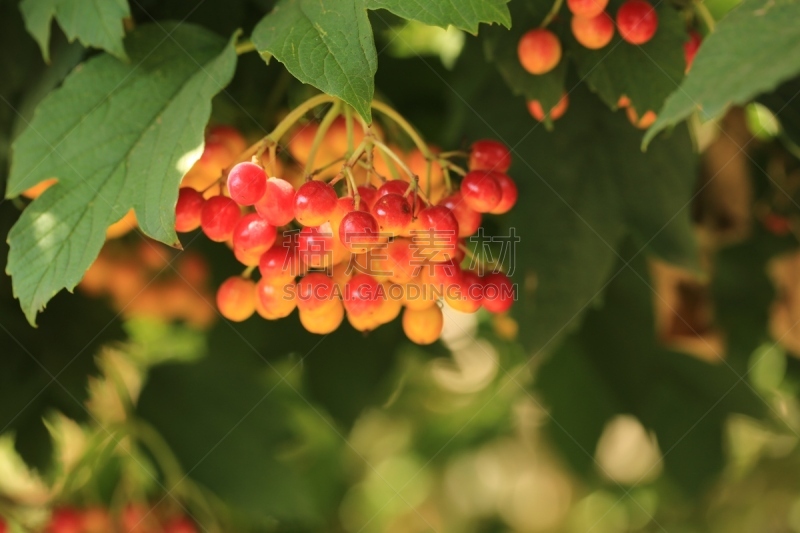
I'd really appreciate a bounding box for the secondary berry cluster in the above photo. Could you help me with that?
[517,0,703,126]
[174,97,519,345]
[13,505,198,533]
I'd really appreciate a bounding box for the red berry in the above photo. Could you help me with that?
[684,30,701,72]
[567,0,609,17]
[200,195,241,242]
[482,272,515,313]
[446,270,482,314]
[378,179,412,197]
[440,193,482,237]
[232,213,277,266]
[572,13,615,49]
[528,94,569,121]
[415,205,460,260]
[163,517,198,533]
[259,243,298,282]
[296,272,336,312]
[217,276,256,321]
[294,181,338,226]
[0,517,6,533]
[616,0,658,45]
[227,162,267,206]
[255,177,295,226]
[469,140,512,173]
[298,225,335,267]
[372,193,412,236]
[175,187,205,232]
[344,274,383,316]
[48,508,82,533]
[489,173,519,214]
[207,125,247,155]
[518,29,562,75]
[255,278,296,319]
[460,171,502,213]
[339,210,382,252]
[357,185,380,210]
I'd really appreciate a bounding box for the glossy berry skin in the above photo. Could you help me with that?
[567,0,609,17]
[461,171,502,213]
[372,193,412,236]
[256,279,296,319]
[357,185,380,210]
[217,276,256,322]
[259,243,298,283]
[415,205,460,259]
[298,225,336,268]
[378,179,412,197]
[200,195,241,242]
[446,272,482,314]
[518,29,562,75]
[440,193,482,237]
[294,181,338,226]
[616,0,658,45]
[339,210,382,252]
[684,30,701,72]
[175,187,205,232]
[227,162,267,206]
[469,139,512,173]
[572,13,615,49]
[490,173,519,214]
[482,272,515,313]
[528,94,569,121]
[255,177,295,226]
[232,213,277,266]
[296,272,336,312]
[402,305,444,345]
[344,274,384,316]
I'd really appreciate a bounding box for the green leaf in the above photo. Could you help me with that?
[482,1,567,112]
[6,23,237,325]
[644,0,800,145]
[758,76,800,150]
[567,0,686,115]
[251,0,378,121]
[366,0,511,34]
[20,0,130,62]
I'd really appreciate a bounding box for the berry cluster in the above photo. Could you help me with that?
[80,241,214,328]
[23,505,197,533]
[175,101,519,345]
[516,1,703,127]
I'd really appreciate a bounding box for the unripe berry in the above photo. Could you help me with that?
[567,0,609,17]
[232,213,277,266]
[571,13,615,49]
[528,94,569,121]
[616,0,658,45]
[175,187,205,232]
[255,177,295,226]
[518,29,562,75]
[460,171,502,213]
[469,139,512,173]
[489,173,519,214]
[402,305,444,345]
[217,276,256,322]
[294,181,338,226]
[227,162,267,206]
[299,299,345,334]
[200,195,241,242]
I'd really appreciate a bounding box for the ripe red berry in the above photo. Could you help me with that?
[357,185,380,210]
[684,30,701,72]
[489,173,519,214]
[469,140,512,173]
[372,193,412,236]
[255,278,296,319]
[163,517,198,533]
[200,195,241,242]
[460,171,502,213]
[528,94,569,121]
[227,162,267,206]
[339,210,382,252]
[255,177,295,226]
[518,29,562,75]
[378,179,412,197]
[415,205,460,260]
[572,13,615,49]
[482,272,515,313]
[259,243,298,282]
[344,273,384,316]
[616,0,658,45]
[567,0,609,17]
[175,187,205,232]
[217,276,256,321]
[439,193,482,237]
[296,272,336,312]
[446,270,482,314]
[232,213,277,266]
[298,225,335,267]
[294,181,338,226]
[48,508,83,533]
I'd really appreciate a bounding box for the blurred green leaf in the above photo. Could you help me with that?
[365,0,511,34]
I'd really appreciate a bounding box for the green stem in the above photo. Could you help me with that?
[235,39,257,55]
[268,94,337,144]
[304,101,342,175]
[695,2,716,31]
[540,0,564,27]
[128,420,186,495]
[373,139,416,181]
[345,105,355,155]
[371,101,432,159]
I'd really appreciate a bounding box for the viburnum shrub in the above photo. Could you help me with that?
[174,96,518,344]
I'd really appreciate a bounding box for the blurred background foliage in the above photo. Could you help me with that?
[2,0,800,531]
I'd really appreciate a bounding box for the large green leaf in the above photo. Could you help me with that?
[366,0,511,34]
[5,23,237,325]
[644,0,800,145]
[20,0,130,61]
[251,0,377,120]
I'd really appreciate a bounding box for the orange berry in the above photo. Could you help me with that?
[299,299,344,334]
[518,29,562,75]
[567,0,609,17]
[402,305,444,345]
[571,13,615,49]
[217,276,256,322]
